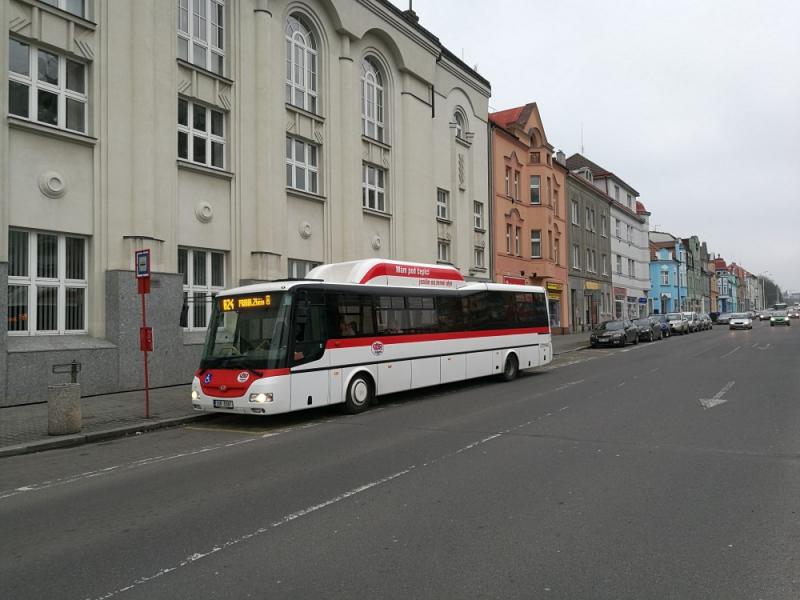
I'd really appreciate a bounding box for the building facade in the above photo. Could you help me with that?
[565,169,613,332]
[566,154,650,319]
[0,0,490,404]
[488,103,569,332]
[715,258,738,313]
[682,236,702,312]
[648,232,687,314]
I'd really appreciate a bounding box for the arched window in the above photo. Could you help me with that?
[361,57,384,142]
[285,15,318,113]
[454,111,466,139]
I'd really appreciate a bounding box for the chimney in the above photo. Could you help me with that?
[555,150,566,165]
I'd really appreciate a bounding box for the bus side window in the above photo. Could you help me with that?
[292,291,327,365]
[334,293,375,337]
[437,295,465,332]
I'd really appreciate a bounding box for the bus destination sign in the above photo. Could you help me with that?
[220,295,272,312]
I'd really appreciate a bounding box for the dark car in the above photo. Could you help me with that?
[716,313,732,325]
[633,317,662,342]
[590,320,639,348]
[651,314,671,338]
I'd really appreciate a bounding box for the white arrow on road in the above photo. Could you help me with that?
[699,381,735,409]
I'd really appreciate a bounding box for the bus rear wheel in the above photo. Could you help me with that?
[500,354,519,382]
[344,374,373,414]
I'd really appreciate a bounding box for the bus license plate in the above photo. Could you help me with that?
[213,399,234,409]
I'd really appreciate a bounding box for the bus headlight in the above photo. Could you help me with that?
[249,392,273,403]
[191,390,198,401]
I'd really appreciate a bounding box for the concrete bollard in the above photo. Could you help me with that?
[48,383,82,436]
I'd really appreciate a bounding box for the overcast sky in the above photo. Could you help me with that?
[391,0,800,291]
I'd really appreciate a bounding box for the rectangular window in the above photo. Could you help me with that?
[288,258,321,279]
[602,254,608,275]
[362,163,386,212]
[178,98,225,168]
[572,244,580,270]
[586,249,592,273]
[515,227,521,255]
[8,230,88,335]
[616,254,623,274]
[590,210,596,232]
[627,193,633,208]
[504,167,511,196]
[286,136,319,194]
[474,247,485,268]
[530,175,540,204]
[8,40,88,133]
[661,271,669,285]
[614,185,620,200]
[437,240,450,263]
[553,190,559,216]
[506,224,512,253]
[627,224,633,244]
[601,215,607,237]
[41,0,86,17]
[572,199,579,225]
[628,258,635,277]
[531,229,541,258]
[530,151,540,163]
[178,247,225,330]
[615,219,622,239]
[436,188,450,220]
[473,201,484,230]
[585,207,591,230]
[513,171,520,200]
[554,238,560,265]
[178,0,225,75]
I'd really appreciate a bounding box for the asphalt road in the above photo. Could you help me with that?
[2,321,799,599]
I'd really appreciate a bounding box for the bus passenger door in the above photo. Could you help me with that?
[290,292,330,409]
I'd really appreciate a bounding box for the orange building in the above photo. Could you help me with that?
[489,103,569,331]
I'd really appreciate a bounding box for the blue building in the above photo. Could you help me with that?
[648,232,688,314]
[715,259,738,313]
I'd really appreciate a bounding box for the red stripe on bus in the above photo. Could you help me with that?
[325,327,550,349]
[358,263,465,284]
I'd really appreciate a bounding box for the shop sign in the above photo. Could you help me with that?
[546,282,563,291]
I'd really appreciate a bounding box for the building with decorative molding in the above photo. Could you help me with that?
[488,103,569,332]
[0,0,490,404]
[648,231,687,314]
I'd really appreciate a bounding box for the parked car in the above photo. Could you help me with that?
[716,313,732,325]
[651,314,671,338]
[698,313,713,330]
[665,312,689,335]
[590,320,639,347]
[759,310,773,321]
[729,313,753,330]
[770,311,791,326]
[682,312,700,332]
[633,317,662,342]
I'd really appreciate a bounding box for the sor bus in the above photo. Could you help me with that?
[191,260,552,416]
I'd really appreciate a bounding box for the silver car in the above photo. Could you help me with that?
[682,312,700,333]
[666,312,689,335]
[729,313,753,330]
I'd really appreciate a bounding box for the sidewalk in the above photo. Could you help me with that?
[551,330,591,355]
[1,332,590,458]
[0,384,205,458]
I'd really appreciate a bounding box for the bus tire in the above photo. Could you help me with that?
[344,373,373,414]
[500,354,519,382]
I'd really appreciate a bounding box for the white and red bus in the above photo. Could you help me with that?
[191,259,552,415]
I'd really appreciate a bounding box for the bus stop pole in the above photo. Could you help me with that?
[142,291,150,419]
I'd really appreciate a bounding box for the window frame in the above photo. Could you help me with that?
[506,224,513,254]
[361,57,384,142]
[437,239,450,263]
[530,175,541,204]
[7,229,88,336]
[362,162,387,213]
[572,244,580,270]
[178,246,226,331]
[41,0,86,18]
[473,246,485,269]
[436,188,450,221]
[473,201,484,230]
[178,98,226,169]
[285,136,319,194]
[178,0,225,76]
[285,14,318,113]
[8,39,88,133]
[515,226,521,256]
[531,229,542,258]
[571,199,580,225]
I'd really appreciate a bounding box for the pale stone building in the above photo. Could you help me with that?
[0,0,490,404]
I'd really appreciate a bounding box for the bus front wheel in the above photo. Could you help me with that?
[500,354,519,382]
[344,373,373,414]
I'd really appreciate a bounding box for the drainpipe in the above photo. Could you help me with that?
[487,122,494,281]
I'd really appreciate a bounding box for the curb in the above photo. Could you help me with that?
[553,345,590,356]
[0,413,217,459]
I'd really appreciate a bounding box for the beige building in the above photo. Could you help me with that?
[0,0,490,404]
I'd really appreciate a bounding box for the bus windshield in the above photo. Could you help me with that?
[200,292,292,370]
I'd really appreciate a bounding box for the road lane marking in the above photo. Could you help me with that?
[699,381,735,409]
[720,346,740,358]
[0,426,316,501]
[552,380,584,392]
[89,405,568,599]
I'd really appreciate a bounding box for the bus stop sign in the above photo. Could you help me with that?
[135,249,151,294]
